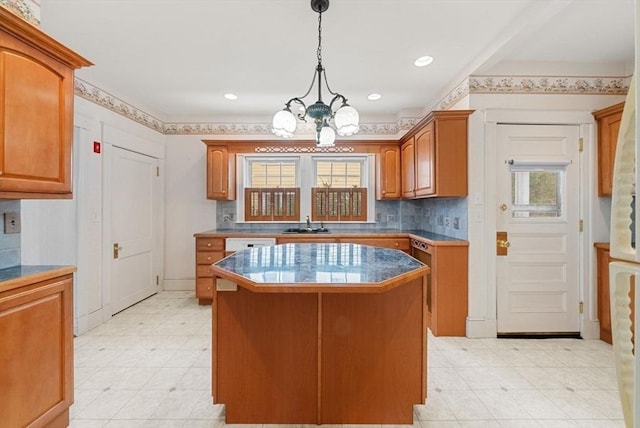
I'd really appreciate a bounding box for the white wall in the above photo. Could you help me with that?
[163,135,217,290]
[21,96,166,334]
[465,92,626,339]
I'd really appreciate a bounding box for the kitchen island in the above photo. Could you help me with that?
[209,242,429,424]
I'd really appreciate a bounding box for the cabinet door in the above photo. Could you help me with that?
[414,122,435,197]
[596,247,612,344]
[0,33,74,197]
[594,103,624,197]
[0,275,73,426]
[401,139,416,198]
[376,146,401,199]
[206,146,235,200]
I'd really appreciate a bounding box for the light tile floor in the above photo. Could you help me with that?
[71,291,625,427]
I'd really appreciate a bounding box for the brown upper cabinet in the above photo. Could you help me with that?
[376,145,402,199]
[400,110,473,198]
[0,9,92,199]
[401,138,416,198]
[205,144,236,200]
[593,102,624,197]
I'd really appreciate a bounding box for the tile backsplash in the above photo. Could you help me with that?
[0,200,21,269]
[216,197,468,239]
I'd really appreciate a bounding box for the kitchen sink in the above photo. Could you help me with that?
[281,228,331,234]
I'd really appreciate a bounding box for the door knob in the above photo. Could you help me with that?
[500,203,508,211]
[497,240,510,248]
[496,231,509,256]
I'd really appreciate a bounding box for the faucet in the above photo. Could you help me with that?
[306,215,312,230]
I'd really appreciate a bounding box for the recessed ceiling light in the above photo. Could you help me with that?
[367,93,382,101]
[224,93,238,100]
[414,55,434,67]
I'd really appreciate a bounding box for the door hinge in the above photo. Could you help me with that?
[157,166,160,177]
[578,138,583,152]
[156,275,159,286]
[579,219,584,232]
[579,301,584,314]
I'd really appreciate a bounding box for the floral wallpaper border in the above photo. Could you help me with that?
[74,78,419,137]
[0,0,39,26]
[469,75,630,95]
[74,74,630,137]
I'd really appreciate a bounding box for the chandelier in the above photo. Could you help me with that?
[271,0,360,147]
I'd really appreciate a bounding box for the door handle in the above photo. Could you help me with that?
[496,231,509,256]
[113,243,123,259]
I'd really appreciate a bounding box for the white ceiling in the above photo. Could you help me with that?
[40,0,635,125]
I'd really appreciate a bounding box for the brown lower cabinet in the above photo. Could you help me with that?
[0,269,75,427]
[194,237,225,304]
[411,238,469,336]
[595,243,635,344]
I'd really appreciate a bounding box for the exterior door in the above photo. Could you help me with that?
[496,125,580,334]
[110,146,160,315]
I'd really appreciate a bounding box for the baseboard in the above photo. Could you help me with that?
[497,332,582,339]
[581,318,600,340]
[163,278,194,291]
[466,317,497,338]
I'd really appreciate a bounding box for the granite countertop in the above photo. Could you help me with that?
[0,265,76,292]
[195,228,467,244]
[210,242,429,293]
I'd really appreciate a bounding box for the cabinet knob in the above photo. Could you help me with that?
[207,243,212,247]
[382,191,386,194]
[222,190,226,194]
[207,256,212,261]
[395,242,399,247]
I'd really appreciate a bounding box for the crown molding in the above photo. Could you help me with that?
[468,75,630,95]
[74,74,630,137]
[74,78,420,137]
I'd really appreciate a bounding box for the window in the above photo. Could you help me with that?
[244,158,300,221]
[312,159,367,222]
[249,160,296,187]
[240,154,374,222]
[511,166,564,218]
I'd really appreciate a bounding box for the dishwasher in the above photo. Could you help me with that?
[214,238,277,291]
[225,237,276,252]
[411,239,432,328]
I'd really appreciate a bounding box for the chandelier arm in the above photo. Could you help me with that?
[292,66,321,102]
[328,93,348,113]
[288,98,309,122]
[321,66,341,97]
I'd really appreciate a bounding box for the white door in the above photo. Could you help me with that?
[496,125,580,334]
[109,146,160,315]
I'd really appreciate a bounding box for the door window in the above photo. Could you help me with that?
[510,165,565,219]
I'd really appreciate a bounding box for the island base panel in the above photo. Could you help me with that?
[213,277,426,424]
[215,288,319,424]
[321,278,425,424]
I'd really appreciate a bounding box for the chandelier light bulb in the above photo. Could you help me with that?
[317,123,336,147]
[334,104,360,136]
[272,109,297,138]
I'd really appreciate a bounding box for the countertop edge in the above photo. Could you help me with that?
[0,265,76,292]
[194,230,468,245]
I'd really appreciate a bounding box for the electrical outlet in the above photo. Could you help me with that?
[3,212,20,234]
[453,217,460,229]
[386,214,396,222]
[425,208,431,216]
[437,215,444,226]
[444,217,451,227]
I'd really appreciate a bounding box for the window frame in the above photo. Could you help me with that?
[237,153,375,223]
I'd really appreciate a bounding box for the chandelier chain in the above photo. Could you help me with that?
[317,11,322,64]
